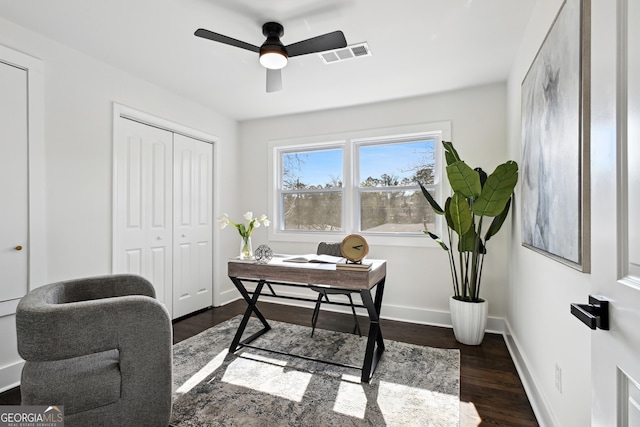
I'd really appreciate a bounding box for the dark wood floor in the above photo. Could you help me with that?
[1,300,539,426]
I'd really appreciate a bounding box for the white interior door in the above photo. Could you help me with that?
[0,55,29,393]
[0,59,28,388]
[114,118,173,313]
[590,1,640,425]
[0,60,28,306]
[0,45,44,392]
[172,134,213,318]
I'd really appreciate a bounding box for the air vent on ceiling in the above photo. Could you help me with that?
[319,42,372,64]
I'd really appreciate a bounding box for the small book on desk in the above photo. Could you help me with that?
[283,254,344,264]
[335,259,373,271]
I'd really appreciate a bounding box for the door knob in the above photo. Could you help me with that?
[571,295,609,330]
[15,245,23,251]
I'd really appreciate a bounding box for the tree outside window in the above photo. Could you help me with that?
[358,139,436,233]
[280,148,343,231]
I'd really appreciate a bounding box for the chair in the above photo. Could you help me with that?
[310,242,362,337]
[16,274,172,427]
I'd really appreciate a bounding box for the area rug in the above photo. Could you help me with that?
[171,316,460,427]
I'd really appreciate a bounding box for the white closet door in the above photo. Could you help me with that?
[172,134,213,318]
[0,61,28,306]
[114,118,173,312]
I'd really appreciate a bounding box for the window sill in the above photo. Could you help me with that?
[267,229,441,248]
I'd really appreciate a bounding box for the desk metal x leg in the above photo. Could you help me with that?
[229,272,386,383]
[229,277,271,353]
[360,277,386,383]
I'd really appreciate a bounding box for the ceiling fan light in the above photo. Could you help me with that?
[260,51,288,70]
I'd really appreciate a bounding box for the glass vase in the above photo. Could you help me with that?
[239,235,253,260]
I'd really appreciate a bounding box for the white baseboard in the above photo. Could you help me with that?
[218,287,239,305]
[381,303,505,334]
[503,320,558,427]
[0,360,23,394]
[216,286,505,333]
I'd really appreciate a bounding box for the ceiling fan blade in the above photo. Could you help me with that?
[285,30,347,57]
[266,68,283,93]
[194,28,260,53]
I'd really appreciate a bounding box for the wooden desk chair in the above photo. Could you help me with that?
[310,242,362,337]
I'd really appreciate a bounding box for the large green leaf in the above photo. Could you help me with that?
[444,197,454,230]
[472,161,518,217]
[485,197,512,241]
[444,151,456,166]
[443,141,461,165]
[458,228,486,254]
[418,181,444,214]
[447,192,473,236]
[423,231,449,251]
[446,161,482,199]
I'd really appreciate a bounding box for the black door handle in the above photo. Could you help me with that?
[570,295,609,330]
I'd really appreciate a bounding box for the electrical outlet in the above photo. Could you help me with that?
[555,363,562,393]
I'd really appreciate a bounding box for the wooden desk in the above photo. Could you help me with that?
[227,258,387,383]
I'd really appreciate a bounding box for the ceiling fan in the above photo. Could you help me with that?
[195,22,347,93]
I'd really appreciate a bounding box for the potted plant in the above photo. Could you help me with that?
[419,141,518,345]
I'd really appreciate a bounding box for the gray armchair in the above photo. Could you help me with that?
[16,274,172,427]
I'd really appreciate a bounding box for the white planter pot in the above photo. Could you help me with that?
[449,297,488,345]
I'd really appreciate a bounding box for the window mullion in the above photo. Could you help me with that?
[344,139,355,233]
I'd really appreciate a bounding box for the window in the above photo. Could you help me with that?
[357,138,436,234]
[270,122,448,243]
[278,146,344,231]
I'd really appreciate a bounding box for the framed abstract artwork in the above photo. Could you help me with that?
[521,0,591,272]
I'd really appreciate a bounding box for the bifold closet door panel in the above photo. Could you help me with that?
[172,134,213,318]
[114,118,173,312]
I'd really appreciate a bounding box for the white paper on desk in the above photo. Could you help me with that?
[282,254,344,264]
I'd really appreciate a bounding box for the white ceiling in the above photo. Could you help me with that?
[0,0,535,121]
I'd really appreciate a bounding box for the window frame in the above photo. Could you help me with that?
[353,134,440,236]
[276,141,347,233]
[267,122,451,247]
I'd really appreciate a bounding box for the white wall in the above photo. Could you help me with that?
[237,82,511,327]
[0,16,239,289]
[0,16,240,391]
[506,0,591,426]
